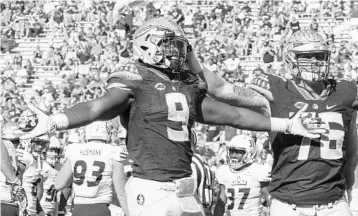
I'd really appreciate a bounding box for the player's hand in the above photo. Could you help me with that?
[287,103,328,139]
[16,149,35,168]
[187,45,203,75]
[8,178,28,211]
[20,104,53,140]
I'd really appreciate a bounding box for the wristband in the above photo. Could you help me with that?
[7,177,21,185]
[270,117,289,133]
[51,114,69,131]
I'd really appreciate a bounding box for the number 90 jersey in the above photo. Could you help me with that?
[107,61,204,182]
[216,164,271,216]
[249,73,357,205]
[40,162,58,215]
[65,142,124,205]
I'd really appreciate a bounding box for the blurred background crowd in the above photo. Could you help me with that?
[1,0,358,181]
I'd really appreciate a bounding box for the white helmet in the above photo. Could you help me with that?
[133,17,189,73]
[283,29,330,83]
[227,135,256,170]
[85,121,111,142]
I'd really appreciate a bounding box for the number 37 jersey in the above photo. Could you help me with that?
[107,61,204,182]
[250,73,357,205]
[66,142,124,204]
[216,164,271,216]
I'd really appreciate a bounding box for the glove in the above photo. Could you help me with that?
[271,103,328,139]
[7,177,28,212]
[16,149,34,168]
[20,104,69,139]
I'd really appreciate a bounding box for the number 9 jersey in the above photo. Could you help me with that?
[249,73,357,206]
[107,61,204,182]
[65,142,124,204]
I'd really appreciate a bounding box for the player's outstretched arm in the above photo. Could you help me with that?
[21,88,132,139]
[188,51,271,115]
[54,159,73,190]
[197,96,325,139]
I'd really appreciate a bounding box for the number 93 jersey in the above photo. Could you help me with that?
[249,73,357,205]
[216,164,271,216]
[65,142,125,204]
[107,61,204,182]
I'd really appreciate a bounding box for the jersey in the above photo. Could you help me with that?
[191,153,213,208]
[0,140,19,203]
[216,164,270,216]
[249,73,357,205]
[40,162,58,215]
[22,158,40,216]
[107,60,204,181]
[65,142,123,204]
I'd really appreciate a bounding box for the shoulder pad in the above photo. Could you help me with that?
[107,61,143,92]
[247,73,275,102]
[337,80,358,108]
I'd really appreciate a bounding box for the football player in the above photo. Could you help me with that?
[189,29,358,216]
[214,135,271,216]
[40,140,63,216]
[21,18,324,216]
[54,121,129,216]
[1,122,28,216]
[19,135,49,216]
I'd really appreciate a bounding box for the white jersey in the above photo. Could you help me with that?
[0,140,19,203]
[216,163,271,216]
[22,159,40,216]
[66,142,124,204]
[40,162,58,215]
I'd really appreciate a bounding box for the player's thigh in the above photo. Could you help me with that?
[72,203,111,216]
[269,198,301,216]
[317,200,352,216]
[126,177,180,216]
[1,203,19,216]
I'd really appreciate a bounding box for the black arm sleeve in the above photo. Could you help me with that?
[196,96,271,132]
[64,88,132,129]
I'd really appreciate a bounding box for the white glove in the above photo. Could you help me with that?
[16,149,34,168]
[271,103,328,139]
[20,104,69,139]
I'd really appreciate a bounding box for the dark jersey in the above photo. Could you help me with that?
[107,61,204,182]
[249,73,357,205]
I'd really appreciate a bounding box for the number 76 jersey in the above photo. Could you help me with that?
[249,73,357,205]
[216,164,271,216]
[65,142,124,205]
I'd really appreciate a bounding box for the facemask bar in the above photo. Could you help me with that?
[152,30,188,72]
[293,51,330,83]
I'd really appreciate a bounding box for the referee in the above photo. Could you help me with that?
[191,129,214,216]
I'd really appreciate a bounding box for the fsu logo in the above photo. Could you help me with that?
[155,83,166,91]
[137,194,145,205]
[294,102,305,109]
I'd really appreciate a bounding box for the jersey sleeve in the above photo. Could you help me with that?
[110,145,128,162]
[216,165,230,185]
[247,73,276,102]
[106,61,143,94]
[255,164,272,183]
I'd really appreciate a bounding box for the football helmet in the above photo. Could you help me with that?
[227,135,256,170]
[283,29,330,83]
[44,137,62,167]
[85,121,111,142]
[30,134,50,158]
[133,17,189,72]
